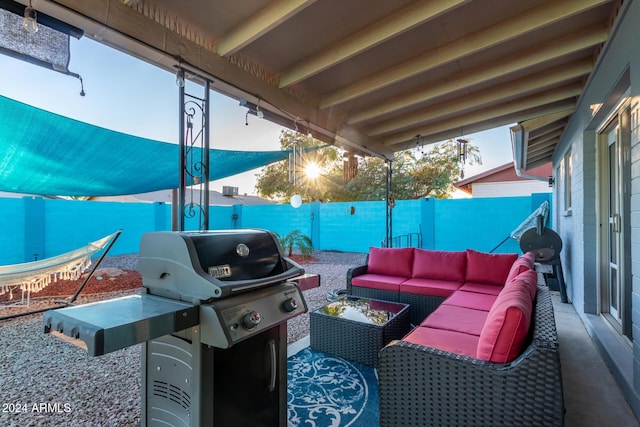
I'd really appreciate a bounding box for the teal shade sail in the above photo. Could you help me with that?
[0,95,292,196]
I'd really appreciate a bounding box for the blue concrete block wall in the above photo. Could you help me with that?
[242,203,313,241]
[42,199,165,258]
[0,193,551,263]
[23,197,44,263]
[0,198,27,264]
[319,201,384,252]
[182,205,236,231]
[208,206,235,230]
[391,199,423,246]
[431,197,531,254]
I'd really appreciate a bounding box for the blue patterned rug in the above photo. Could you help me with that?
[287,348,379,427]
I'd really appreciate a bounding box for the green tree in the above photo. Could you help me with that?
[411,140,481,198]
[255,132,481,201]
[338,141,481,200]
[255,130,341,202]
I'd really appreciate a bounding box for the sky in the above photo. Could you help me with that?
[0,36,514,196]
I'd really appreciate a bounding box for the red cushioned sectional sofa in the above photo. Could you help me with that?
[346,247,565,426]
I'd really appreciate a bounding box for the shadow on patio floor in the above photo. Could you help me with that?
[553,292,638,426]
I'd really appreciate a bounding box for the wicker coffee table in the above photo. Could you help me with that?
[310,296,410,367]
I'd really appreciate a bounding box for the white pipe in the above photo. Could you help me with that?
[510,125,549,183]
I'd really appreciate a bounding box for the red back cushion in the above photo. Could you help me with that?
[505,252,536,284]
[412,249,466,282]
[465,249,518,286]
[476,283,533,363]
[506,268,538,301]
[367,247,414,277]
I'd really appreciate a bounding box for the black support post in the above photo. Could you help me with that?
[386,159,393,248]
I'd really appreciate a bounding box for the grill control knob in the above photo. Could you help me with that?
[242,311,261,330]
[282,298,299,313]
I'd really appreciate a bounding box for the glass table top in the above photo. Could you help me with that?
[315,296,406,325]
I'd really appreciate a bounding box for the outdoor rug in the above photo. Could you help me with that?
[287,347,379,427]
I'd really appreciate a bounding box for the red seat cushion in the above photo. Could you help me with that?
[476,283,533,363]
[367,247,414,277]
[443,290,497,311]
[505,252,536,284]
[400,278,461,297]
[466,249,518,286]
[412,249,466,282]
[459,282,503,295]
[403,326,478,358]
[351,274,405,292]
[420,305,488,336]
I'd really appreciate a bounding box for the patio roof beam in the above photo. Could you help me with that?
[216,0,317,57]
[390,102,575,152]
[527,149,557,165]
[278,0,468,87]
[532,122,567,136]
[383,84,582,147]
[528,130,564,154]
[529,121,568,139]
[366,59,593,137]
[320,0,610,109]
[347,27,607,125]
[519,109,574,132]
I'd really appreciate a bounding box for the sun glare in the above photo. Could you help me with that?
[304,162,322,179]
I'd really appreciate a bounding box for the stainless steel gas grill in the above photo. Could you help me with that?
[43,229,309,427]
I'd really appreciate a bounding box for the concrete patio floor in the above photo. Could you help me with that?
[553,292,639,426]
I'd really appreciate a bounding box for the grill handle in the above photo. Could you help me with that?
[267,339,276,391]
[536,214,544,235]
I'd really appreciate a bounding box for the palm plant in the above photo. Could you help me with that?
[276,229,313,258]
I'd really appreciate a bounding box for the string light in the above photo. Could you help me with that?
[23,1,38,34]
[175,69,185,87]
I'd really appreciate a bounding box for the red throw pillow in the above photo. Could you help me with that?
[506,268,538,300]
[505,252,536,284]
[412,249,466,282]
[367,246,414,277]
[465,249,518,286]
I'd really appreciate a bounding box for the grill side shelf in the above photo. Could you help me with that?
[43,294,199,356]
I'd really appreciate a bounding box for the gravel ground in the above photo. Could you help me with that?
[0,251,366,427]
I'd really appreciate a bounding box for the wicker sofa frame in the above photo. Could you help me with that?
[377,286,564,426]
[310,298,410,367]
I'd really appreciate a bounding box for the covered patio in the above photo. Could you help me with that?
[0,256,637,426]
[3,0,640,425]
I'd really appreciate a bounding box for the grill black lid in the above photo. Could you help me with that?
[188,230,284,281]
[138,229,304,303]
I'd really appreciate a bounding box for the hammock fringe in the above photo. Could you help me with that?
[0,231,120,307]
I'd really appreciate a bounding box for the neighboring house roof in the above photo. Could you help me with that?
[0,188,273,206]
[92,188,274,206]
[0,191,63,199]
[455,163,552,196]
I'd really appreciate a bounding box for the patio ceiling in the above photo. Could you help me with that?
[33,0,619,162]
